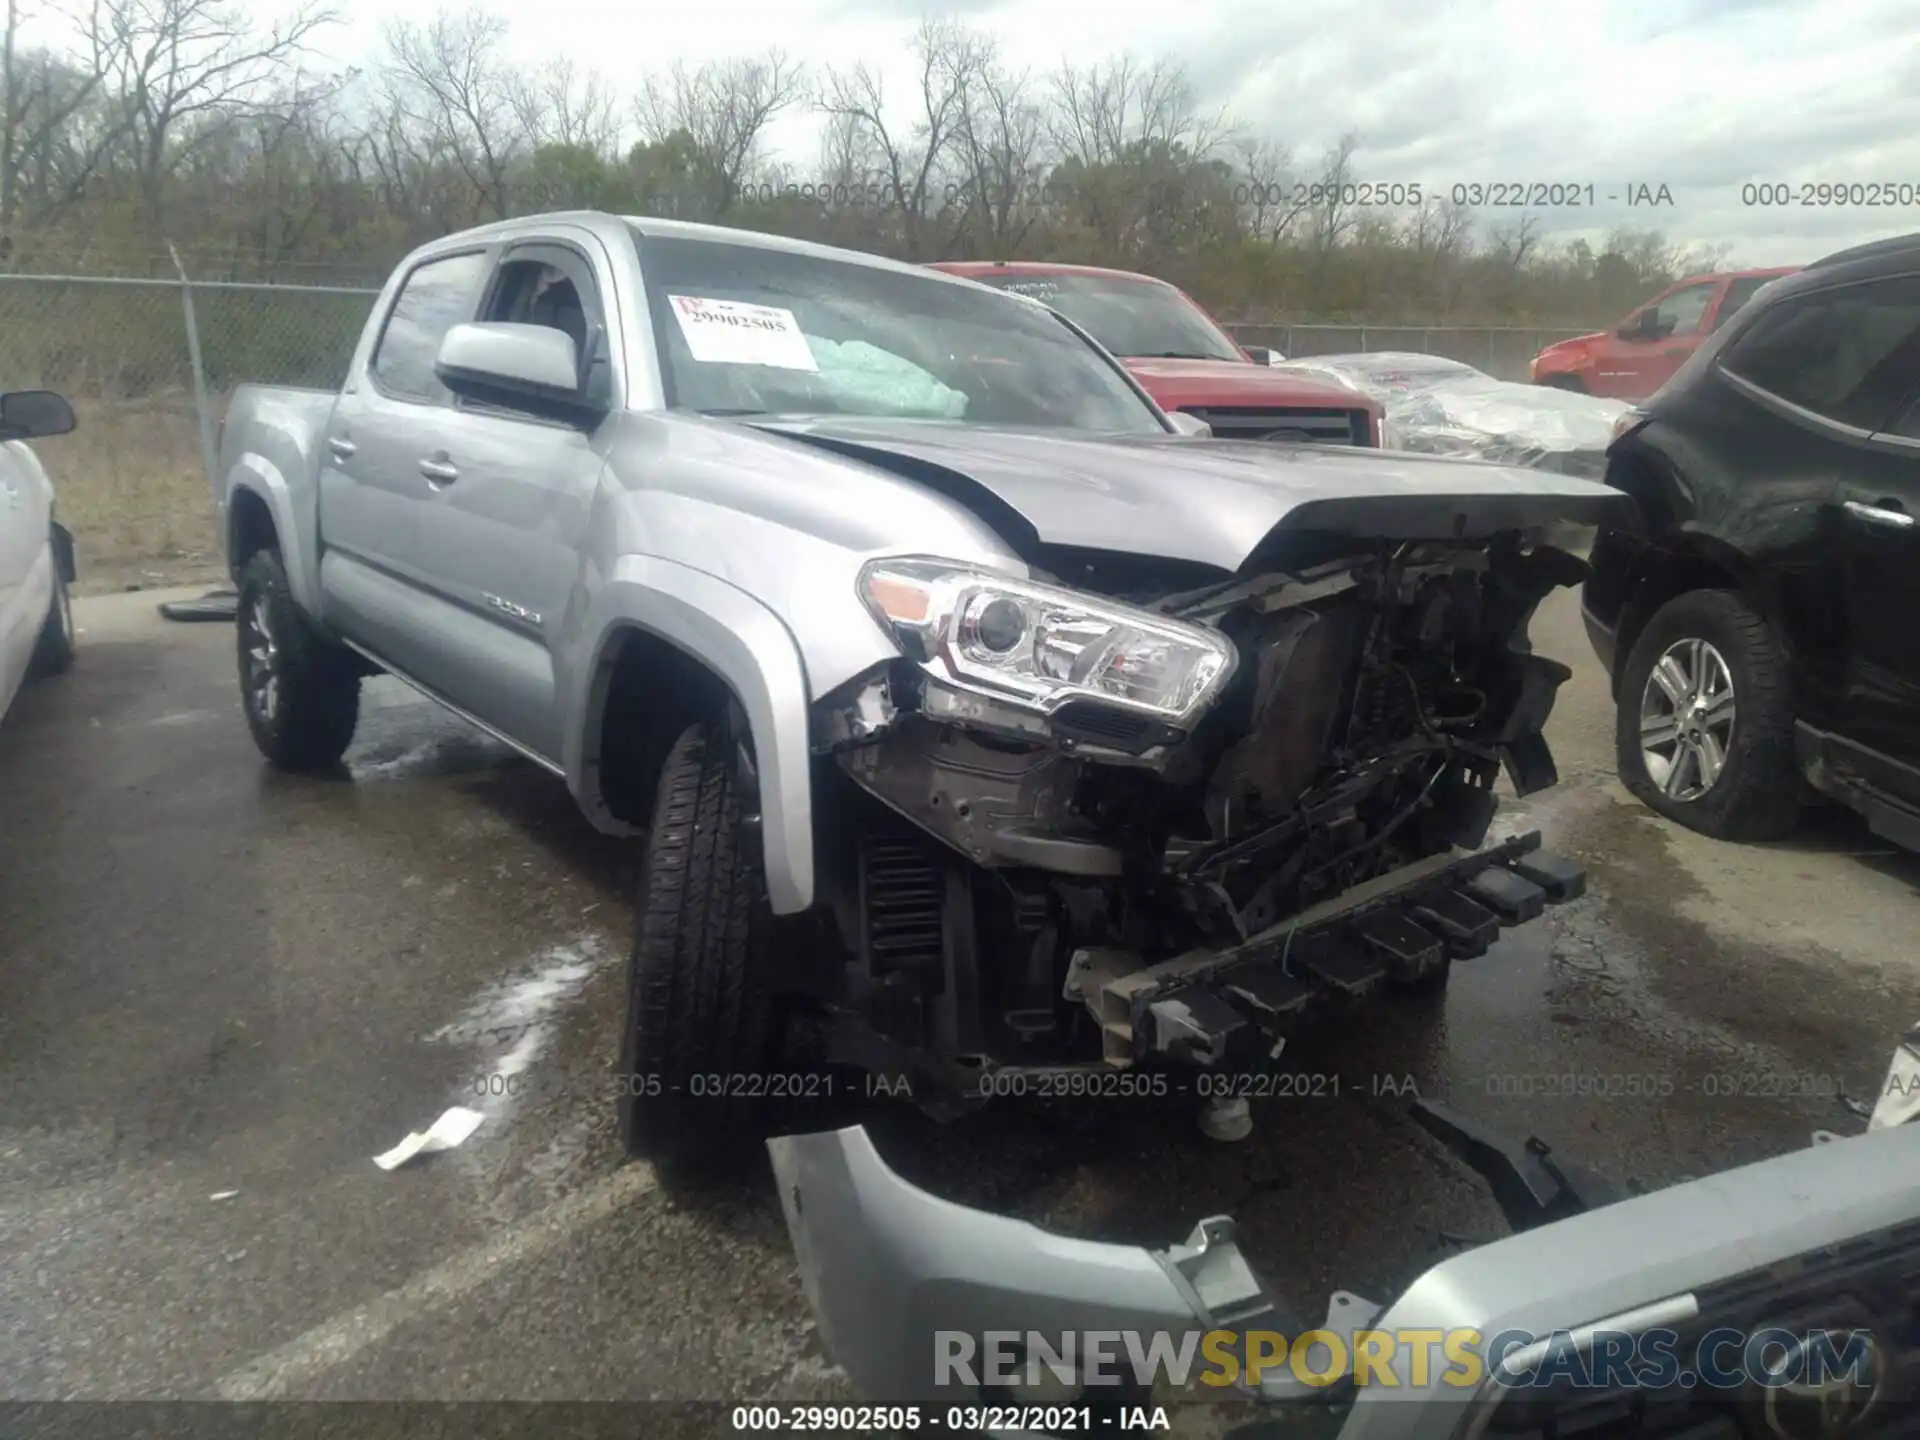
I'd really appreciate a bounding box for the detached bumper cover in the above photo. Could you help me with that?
[769,1121,1920,1435]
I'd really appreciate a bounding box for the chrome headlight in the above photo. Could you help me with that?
[859,557,1238,729]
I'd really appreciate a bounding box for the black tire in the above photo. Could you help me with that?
[1614,588,1802,841]
[236,549,360,771]
[618,717,778,1173]
[27,553,75,678]
[1538,373,1586,393]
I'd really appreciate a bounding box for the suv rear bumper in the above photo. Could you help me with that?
[767,1120,1920,1435]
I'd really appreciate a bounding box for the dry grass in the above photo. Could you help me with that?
[42,393,224,591]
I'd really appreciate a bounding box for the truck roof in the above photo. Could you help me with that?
[402,210,1004,295]
[930,260,1177,286]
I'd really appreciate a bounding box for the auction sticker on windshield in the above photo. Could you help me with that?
[668,295,818,371]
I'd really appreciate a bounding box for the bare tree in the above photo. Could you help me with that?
[0,0,119,232]
[949,42,1046,251]
[90,0,335,233]
[1305,131,1360,257]
[634,49,802,214]
[1233,135,1307,242]
[381,5,518,220]
[816,20,986,258]
[1488,213,1541,271]
[1047,55,1226,167]
[511,54,617,154]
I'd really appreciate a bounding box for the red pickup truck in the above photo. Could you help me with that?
[1529,267,1799,400]
[929,260,1384,446]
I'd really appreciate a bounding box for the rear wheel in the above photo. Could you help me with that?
[1614,589,1802,841]
[618,714,779,1175]
[236,549,360,771]
[27,549,75,677]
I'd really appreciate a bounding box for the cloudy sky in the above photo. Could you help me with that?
[70,0,1920,265]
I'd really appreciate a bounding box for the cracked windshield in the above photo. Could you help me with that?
[2,0,1917,1438]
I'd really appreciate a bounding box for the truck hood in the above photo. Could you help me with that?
[748,416,1633,572]
[1119,355,1379,413]
[1536,331,1608,358]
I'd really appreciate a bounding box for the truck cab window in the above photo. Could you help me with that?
[1644,281,1717,339]
[370,250,488,403]
[482,256,611,410]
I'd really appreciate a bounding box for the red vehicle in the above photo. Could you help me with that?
[1530,267,1800,400]
[928,260,1384,446]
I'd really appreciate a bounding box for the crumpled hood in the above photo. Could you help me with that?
[749,416,1632,572]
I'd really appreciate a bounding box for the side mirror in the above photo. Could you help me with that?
[434,322,601,416]
[1243,346,1275,365]
[1616,312,1653,341]
[0,389,76,440]
[1166,410,1213,438]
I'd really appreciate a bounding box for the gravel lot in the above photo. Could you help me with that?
[2,581,1916,1434]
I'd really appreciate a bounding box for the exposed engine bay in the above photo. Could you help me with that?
[807,532,1592,1095]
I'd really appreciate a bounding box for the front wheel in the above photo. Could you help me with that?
[27,545,75,677]
[618,716,779,1174]
[236,549,360,771]
[1615,589,1802,841]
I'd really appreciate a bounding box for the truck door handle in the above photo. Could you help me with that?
[418,457,459,485]
[1843,498,1914,529]
[327,436,356,459]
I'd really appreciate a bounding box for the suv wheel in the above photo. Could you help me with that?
[27,548,75,677]
[236,549,360,771]
[1615,589,1801,841]
[618,714,777,1174]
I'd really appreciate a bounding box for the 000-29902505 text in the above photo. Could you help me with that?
[729,1405,1146,1431]
[1741,182,1920,207]
[731,1405,929,1431]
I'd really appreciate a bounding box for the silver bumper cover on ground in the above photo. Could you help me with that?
[768,1119,1920,1436]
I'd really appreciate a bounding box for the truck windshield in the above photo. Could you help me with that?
[633,230,1166,434]
[968,271,1245,363]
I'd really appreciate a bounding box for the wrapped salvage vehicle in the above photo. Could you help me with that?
[1275,352,1634,480]
[208,211,1630,1171]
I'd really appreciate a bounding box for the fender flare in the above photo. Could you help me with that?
[226,459,321,616]
[567,556,815,915]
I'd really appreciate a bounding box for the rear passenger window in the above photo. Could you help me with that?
[1720,275,1920,429]
[371,251,489,403]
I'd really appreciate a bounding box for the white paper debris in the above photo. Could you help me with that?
[1869,1023,1920,1131]
[668,295,818,371]
[372,1106,485,1170]
[209,1190,239,1201]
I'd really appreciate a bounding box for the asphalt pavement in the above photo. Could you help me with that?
[2,582,1917,1434]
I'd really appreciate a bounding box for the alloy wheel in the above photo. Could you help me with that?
[244,594,280,726]
[1639,636,1737,802]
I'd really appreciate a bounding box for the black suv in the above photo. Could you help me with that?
[1583,232,1920,849]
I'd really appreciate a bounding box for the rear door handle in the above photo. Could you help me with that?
[1843,498,1914,529]
[418,457,459,485]
[327,436,356,459]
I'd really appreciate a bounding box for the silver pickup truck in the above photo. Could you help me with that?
[214,210,1630,1171]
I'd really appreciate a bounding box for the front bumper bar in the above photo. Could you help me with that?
[768,1118,1920,1435]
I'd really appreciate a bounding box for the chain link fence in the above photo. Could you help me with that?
[0,272,1591,577]
[0,274,378,576]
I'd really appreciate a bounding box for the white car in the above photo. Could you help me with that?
[0,390,79,724]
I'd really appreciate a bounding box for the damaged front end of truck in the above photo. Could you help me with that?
[802,524,1598,1106]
